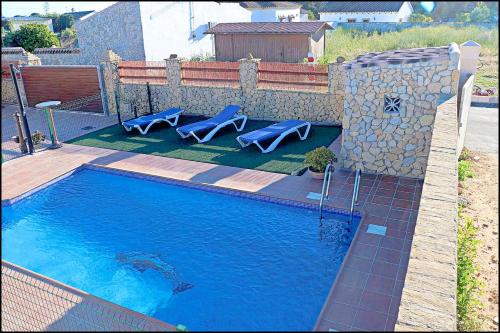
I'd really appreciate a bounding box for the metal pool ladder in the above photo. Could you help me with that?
[349,169,362,221]
[319,163,333,219]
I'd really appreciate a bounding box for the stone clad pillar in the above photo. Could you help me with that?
[164,57,183,107]
[238,57,260,112]
[329,57,347,121]
[101,49,121,114]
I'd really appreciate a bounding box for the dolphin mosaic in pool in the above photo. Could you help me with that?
[116,252,195,295]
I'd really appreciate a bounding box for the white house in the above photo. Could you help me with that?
[239,2,302,22]
[4,16,54,32]
[75,1,304,64]
[319,2,413,23]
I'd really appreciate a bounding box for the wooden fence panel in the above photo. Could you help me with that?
[257,62,328,92]
[20,66,103,112]
[181,61,240,87]
[1,61,22,79]
[118,61,167,84]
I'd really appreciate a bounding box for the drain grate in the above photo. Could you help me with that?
[81,126,96,130]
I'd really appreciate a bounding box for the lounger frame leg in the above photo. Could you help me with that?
[178,115,248,143]
[122,114,181,135]
[237,122,311,154]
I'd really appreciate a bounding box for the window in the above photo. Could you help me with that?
[362,18,370,22]
[384,96,401,113]
[347,18,356,23]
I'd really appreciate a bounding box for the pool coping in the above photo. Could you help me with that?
[3,163,363,219]
[3,161,364,331]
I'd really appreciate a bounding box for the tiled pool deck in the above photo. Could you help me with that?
[1,144,423,331]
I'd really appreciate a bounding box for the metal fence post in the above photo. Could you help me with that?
[115,88,122,125]
[146,82,153,114]
[10,64,34,154]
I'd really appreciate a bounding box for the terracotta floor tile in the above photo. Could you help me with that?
[380,237,405,251]
[365,274,396,295]
[322,301,358,326]
[375,247,402,264]
[336,268,370,289]
[352,309,388,331]
[344,255,373,273]
[358,290,392,313]
[370,260,399,279]
[330,286,364,306]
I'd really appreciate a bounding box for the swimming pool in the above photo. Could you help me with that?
[2,166,361,331]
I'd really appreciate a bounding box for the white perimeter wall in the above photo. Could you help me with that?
[250,8,301,22]
[320,2,413,23]
[140,2,251,60]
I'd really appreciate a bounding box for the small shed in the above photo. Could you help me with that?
[204,22,332,63]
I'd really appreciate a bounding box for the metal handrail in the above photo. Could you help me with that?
[349,169,362,221]
[319,163,333,219]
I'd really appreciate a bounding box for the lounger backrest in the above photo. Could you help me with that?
[212,105,241,122]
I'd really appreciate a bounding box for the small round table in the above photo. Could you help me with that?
[35,101,62,149]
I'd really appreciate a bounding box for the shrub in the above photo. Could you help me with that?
[456,12,471,22]
[409,13,433,22]
[11,23,59,52]
[304,146,336,172]
[31,130,46,145]
[457,209,483,331]
[459,148,472,161]
[470,2,491,22]
[458,160,475,181]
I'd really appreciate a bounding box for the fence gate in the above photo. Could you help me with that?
[20,65,105,113]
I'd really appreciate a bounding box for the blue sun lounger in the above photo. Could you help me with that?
[176,105,247,143]
[122,108,184,135]
[236,119,311,153]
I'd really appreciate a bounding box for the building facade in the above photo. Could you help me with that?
[75,1,304,64]
[319,1,413,23]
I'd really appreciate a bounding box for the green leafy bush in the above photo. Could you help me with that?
[458,160,475,181]
[31,130,46,145]
[470,2,491,22]
[409,13,433,22]
[11,23,59,52]
[304,146,336,172]
[457,208,483,331]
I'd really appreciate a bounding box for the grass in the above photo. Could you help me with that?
[323,25,499,94]
[457,204,484,331]
[66,117,341,175]
[458,160,475,181]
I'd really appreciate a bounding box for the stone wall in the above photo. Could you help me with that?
[339,44,460,178]
[33,48,83,65]
[115,58,345,124]
[1,78,17,104]
[396,95,458,331]
[1,48,39,105]
[75,2,145,65]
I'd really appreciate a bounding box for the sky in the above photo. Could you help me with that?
[1,1,116,17]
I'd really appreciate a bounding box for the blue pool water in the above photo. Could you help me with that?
[2,168,360,331]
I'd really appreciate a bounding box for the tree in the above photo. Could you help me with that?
[409,13,433,22]
[456,12,471,22]
[470,2,491,22]
[2,20,15,32]
[57,14,74,31]
[30,12,42,16]
[11,23,60,52]
[307,10,317,21]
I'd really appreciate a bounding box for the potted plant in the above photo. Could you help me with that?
[304,146,337,179]
[31,131,46,149]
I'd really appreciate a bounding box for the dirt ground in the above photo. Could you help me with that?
[459,150,499,331]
